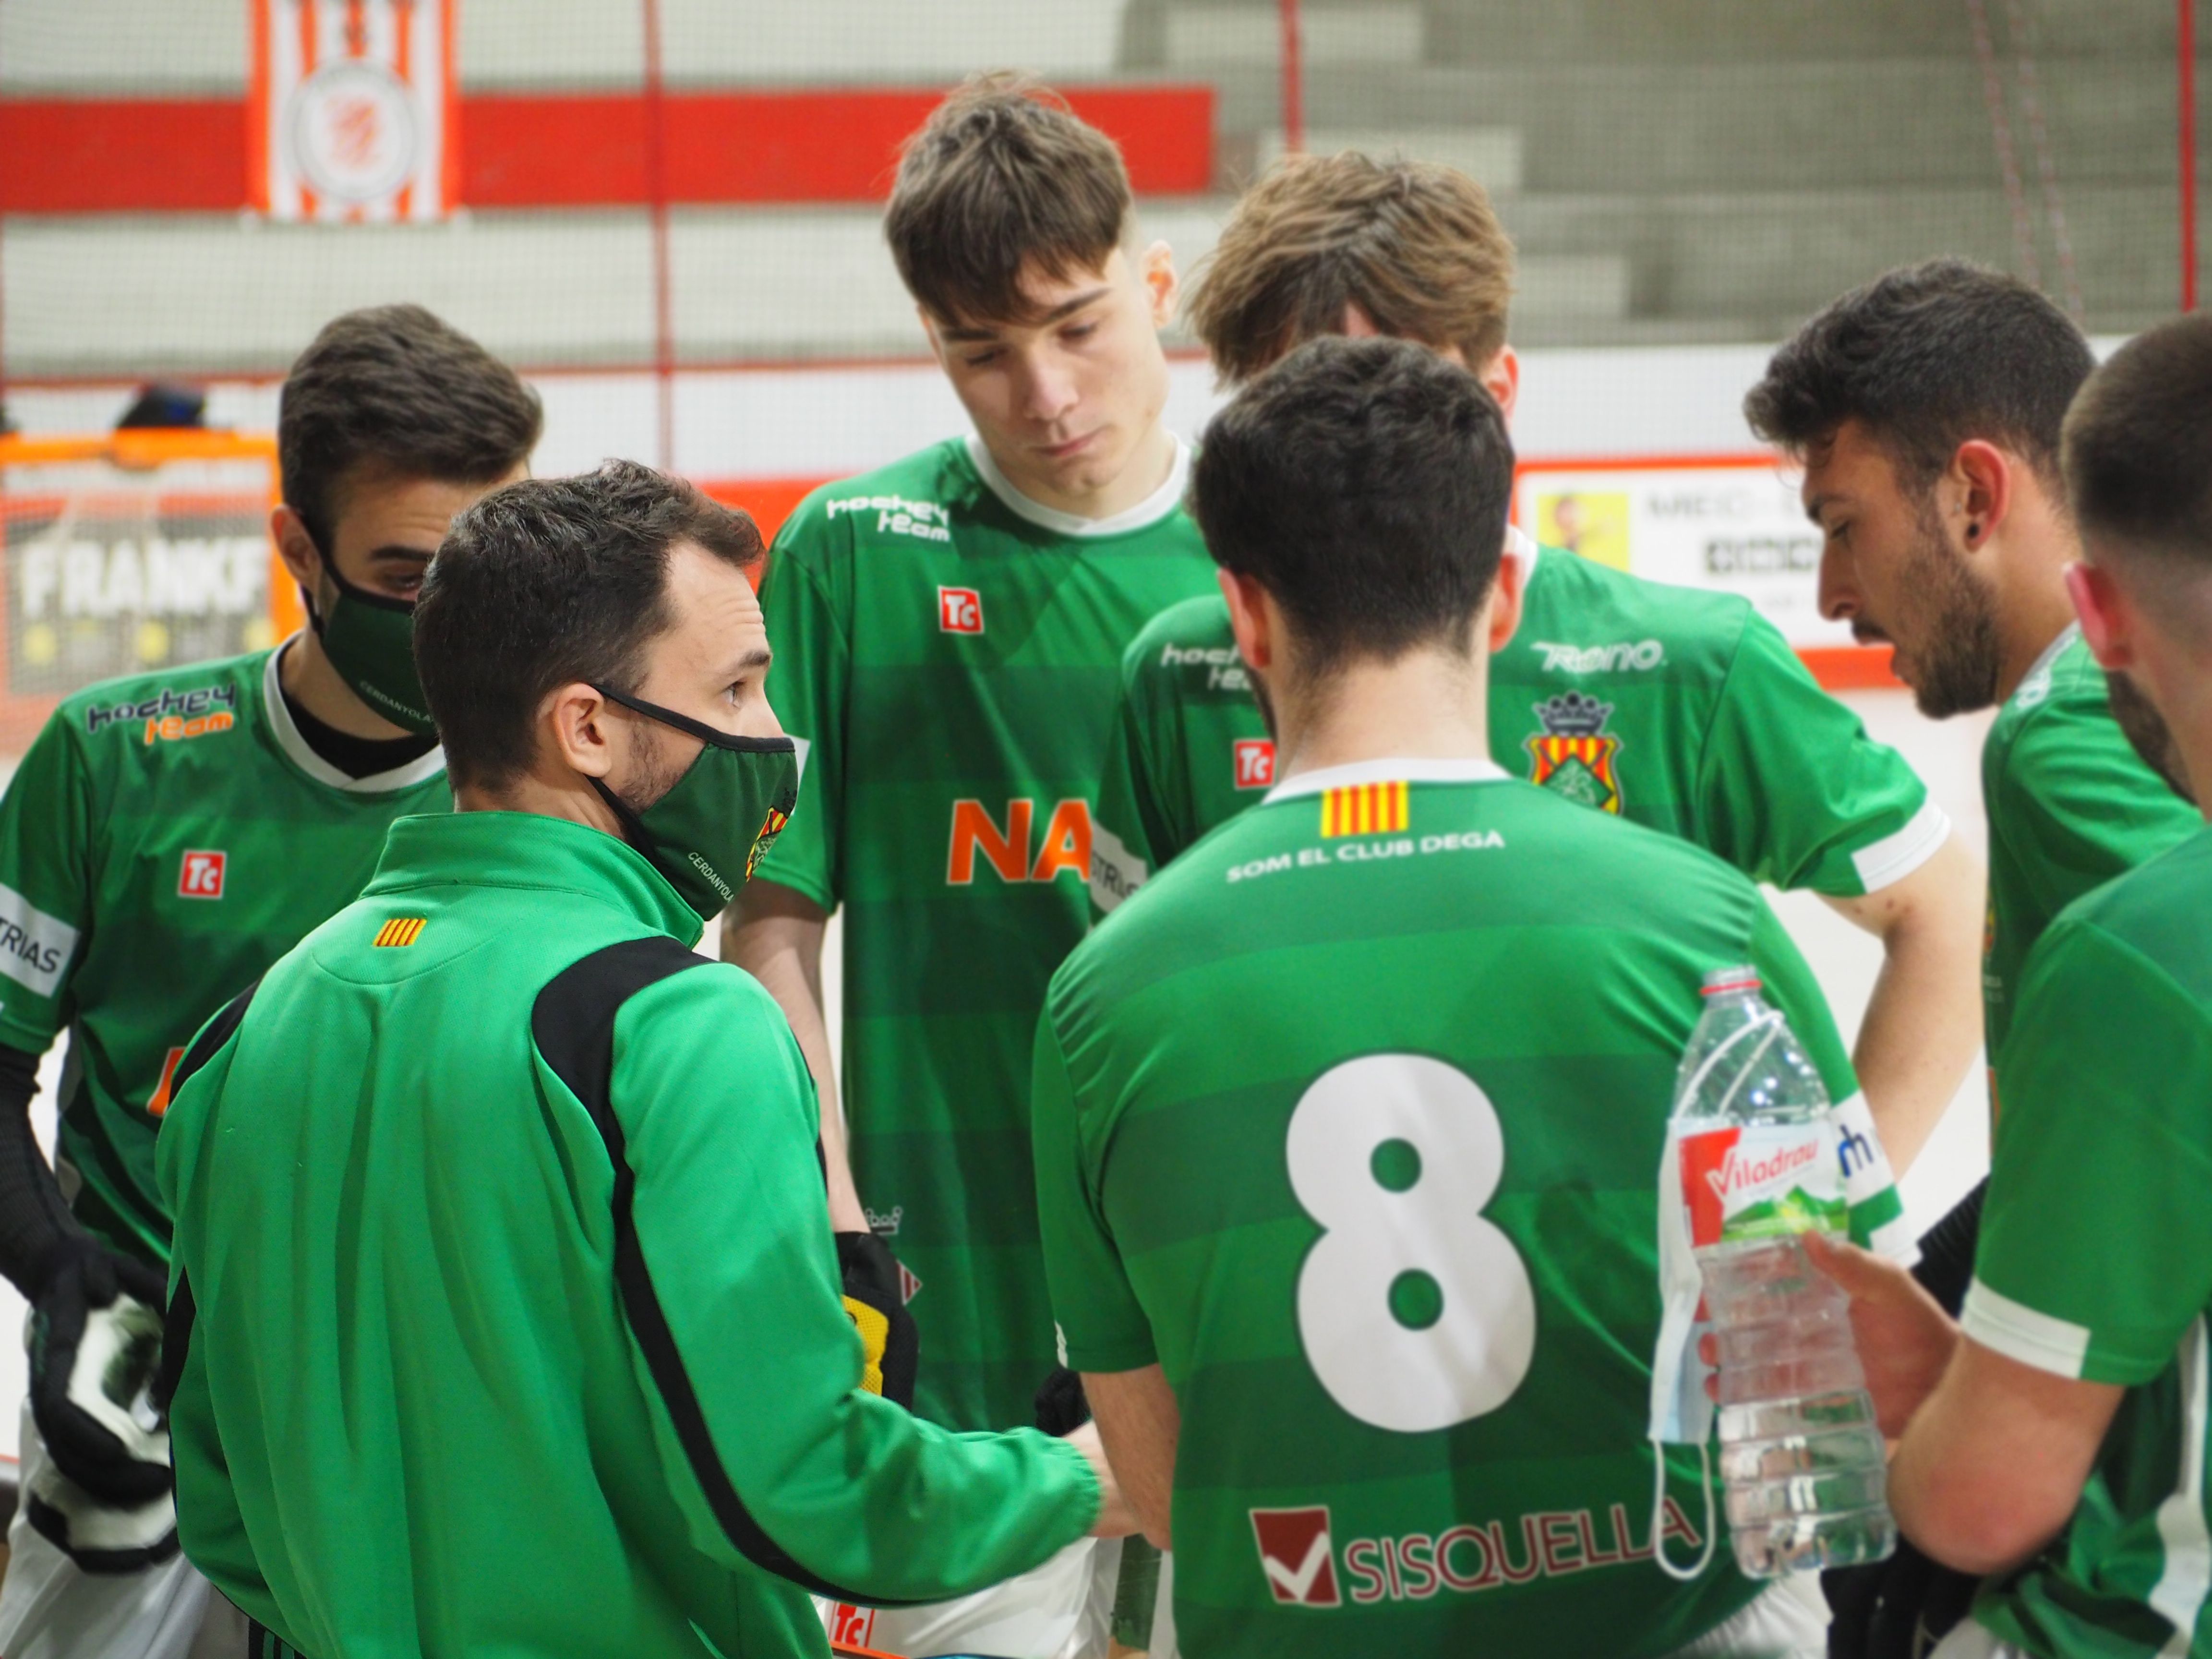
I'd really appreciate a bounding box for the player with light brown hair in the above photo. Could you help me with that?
[1092,151,1983,1175]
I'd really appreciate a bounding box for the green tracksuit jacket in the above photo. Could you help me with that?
[156,810,1099,1658]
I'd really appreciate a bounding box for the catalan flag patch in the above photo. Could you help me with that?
[373,916,427,948]
[1320,781,1410,838]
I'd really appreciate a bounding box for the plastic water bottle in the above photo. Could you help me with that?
[1670,965,1896,1577]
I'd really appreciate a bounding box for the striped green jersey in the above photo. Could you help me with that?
[0,646,448,1265]
[1968,824,2212,1657]
[1979,625,2199,1065]
[1090,532,1944,917]
[1037,757,1874,1657]
[754,434,1218,1432]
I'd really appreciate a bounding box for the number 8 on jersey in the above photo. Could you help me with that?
[1289,1054,1537,1433]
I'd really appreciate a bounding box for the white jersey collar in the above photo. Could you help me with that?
[1264,755,1509,805]
[1507,522,1539,578]
[965,432,1191,539]
[264,640,449,795]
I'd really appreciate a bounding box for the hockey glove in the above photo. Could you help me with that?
[837,1231,919,1409]
[29,1234,173,1508]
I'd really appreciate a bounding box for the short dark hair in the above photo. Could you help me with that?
[1191,336,1513,678]
[1191,151,1516,386]
[279,304,543,550]
[2065,312,2212,570]
[1744,259,2093,495]
[415,461,764,790]
[884,72,1133,326]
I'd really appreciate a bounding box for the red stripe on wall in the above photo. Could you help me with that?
[3,101,246,212]
[1,85,1215,213]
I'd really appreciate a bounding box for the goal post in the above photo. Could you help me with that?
[0,431,298,754]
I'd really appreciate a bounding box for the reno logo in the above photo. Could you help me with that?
[1251,1507,1341,1608]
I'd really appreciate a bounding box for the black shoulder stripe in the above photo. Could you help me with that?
[169,978,260,1105]
[532,938,914,1608]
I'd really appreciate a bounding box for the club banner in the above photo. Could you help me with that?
[251,0,457,223]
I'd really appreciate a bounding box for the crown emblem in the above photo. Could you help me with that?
[1533,692,1614,737]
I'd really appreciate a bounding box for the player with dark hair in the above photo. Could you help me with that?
[1744,260,2203,1656]
[1807,311,2212,1659]
[1744,259,2197,1070]
[0,302,540,1659]
[157,461,1128,1659]
[723,75,1221,1654]
[1038,335,1911,1658]
[1094,153,1982,1178]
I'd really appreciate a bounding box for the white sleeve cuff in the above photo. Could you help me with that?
[1850,800,1951,893]
[1961,1276,2092,1380]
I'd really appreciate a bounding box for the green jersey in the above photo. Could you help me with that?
[0,645,448,1265]
[1038,757,1894,1657]
[159,811,1099,1658]
[755,435,1218,1432]
[1980,625,2200,1064]
[1965,824,2212,1657]
[1091,534,1944,915]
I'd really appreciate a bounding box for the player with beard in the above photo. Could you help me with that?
[1744,260,2200,1083]
[1744,260,2201,1656]
[1802,310,2212,1659]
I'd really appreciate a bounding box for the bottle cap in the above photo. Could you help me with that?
[1699,964,1761,997]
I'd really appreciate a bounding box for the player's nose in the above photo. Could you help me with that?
[1817,543,1859,625]
[1016,351,1080,425]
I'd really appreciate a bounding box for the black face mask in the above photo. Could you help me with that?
[586,685,799,921]
[302,550,435,735]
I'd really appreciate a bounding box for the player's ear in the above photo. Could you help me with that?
[270,505,323,591]
[1950,439,2012,555]
[1479,347,1520,423]
[1137,240,1179,330]
[1218,567,1273,672]
[2066,558,2134,670]
[1485,547,1526,653]
[543,683,616,781]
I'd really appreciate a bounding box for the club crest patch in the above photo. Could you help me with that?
[1525,692,1623,814]
[746,805,791,880]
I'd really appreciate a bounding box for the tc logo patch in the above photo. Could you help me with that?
[747,804,790,880]
[1252,1506,1341,1607]
[178,850,227,900]
[1233,738,1276,790]
[373,916,427,948]
[1525,692,1623,814]
[938,586,983,634]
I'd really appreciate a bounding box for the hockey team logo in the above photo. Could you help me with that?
[1525,693,1623,814]
[1234,738,1276,790]
[938,586,984,635]
[1251,1506,1341,1607]
[178,850,227,900]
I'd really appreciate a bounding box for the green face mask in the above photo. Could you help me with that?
[305,553,436,735]
[587,684,799,921]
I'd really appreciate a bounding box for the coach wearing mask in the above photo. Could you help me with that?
[154,462,1122,1658]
